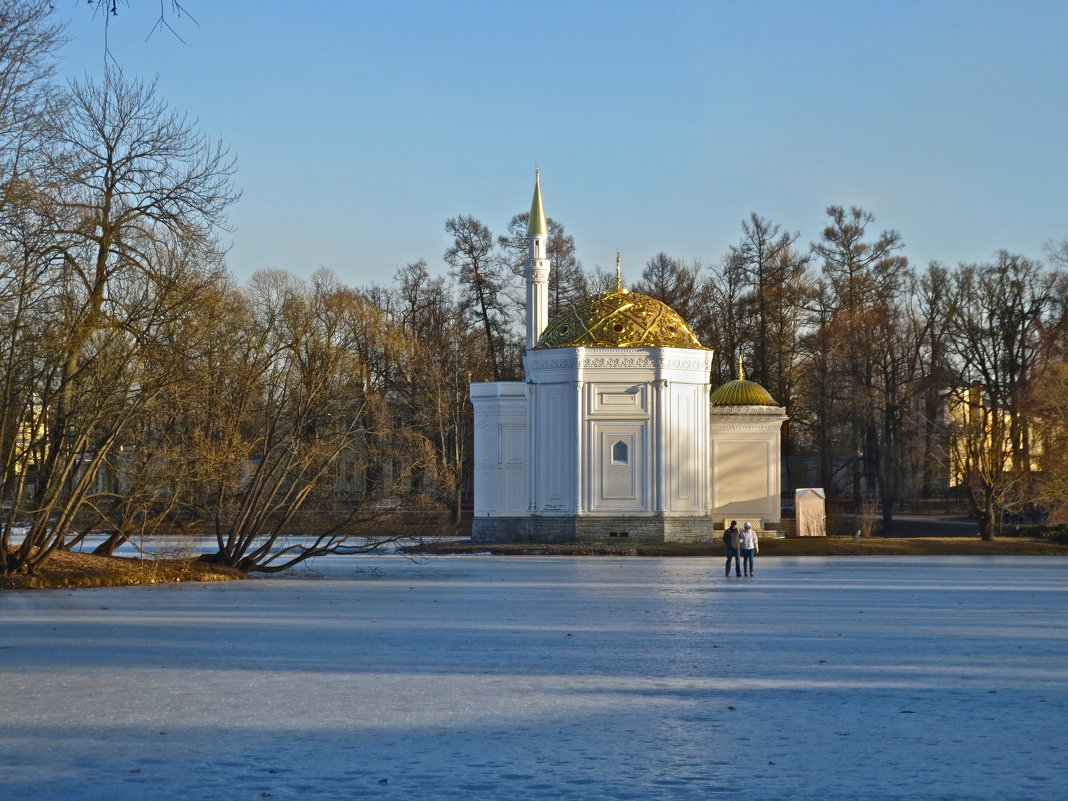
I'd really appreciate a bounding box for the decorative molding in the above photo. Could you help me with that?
[532,357,581,370]
[471,403,529,415]
[709,405,787,415]
[490,402,529,413]
[664,358,713,371]
[710,422,783,433]
[530,354,712,372]
[581,356,653,369]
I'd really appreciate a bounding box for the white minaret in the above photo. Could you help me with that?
[525,169,551,349]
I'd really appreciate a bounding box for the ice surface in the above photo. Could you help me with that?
[1,554,1065,800]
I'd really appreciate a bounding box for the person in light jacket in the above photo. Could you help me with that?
[740,521,759,576]
[723,520,742,577]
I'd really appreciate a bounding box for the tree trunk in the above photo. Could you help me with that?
[92,530,129,556]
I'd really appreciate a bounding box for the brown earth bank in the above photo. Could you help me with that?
[1,550,244,591]
[409,537,1068,557]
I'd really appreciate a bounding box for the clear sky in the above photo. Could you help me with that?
[55,0,1068,287]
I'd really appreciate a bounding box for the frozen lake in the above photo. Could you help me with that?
[1,554,1066,800]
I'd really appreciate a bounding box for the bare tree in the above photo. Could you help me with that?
[0,69,237,575]
[1029,359,1068,524]
[793,274,846,491]
[633,252,700,321]
[184,271,406,572]
[498,212,585,321]
[633,252,722,366]
[387,260,483,523]
[908,262,956,498]
[85,1,196,46]
[444,214,511,381]
[809,205,909,515]
[719,214,813,485]
[0,0,63,178]
[80,245,230,555]
[1045,239,1068,270]
[703,252,747,386]
[945,254,1065,539]
[726,214,811,399]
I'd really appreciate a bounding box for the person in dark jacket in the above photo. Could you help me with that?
[723,520,742,577]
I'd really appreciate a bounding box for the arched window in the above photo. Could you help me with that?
[611,440,629,465]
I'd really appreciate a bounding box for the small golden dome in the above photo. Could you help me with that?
[709,379,777,407]
[534,288,706,350]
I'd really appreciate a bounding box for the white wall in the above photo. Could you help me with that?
[709,406,787,525]
[526,347,714,518]
[471,382,530,517]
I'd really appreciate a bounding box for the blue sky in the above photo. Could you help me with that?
[56,0,1068,287]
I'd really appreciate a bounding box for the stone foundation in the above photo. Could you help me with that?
[472,515,717,544]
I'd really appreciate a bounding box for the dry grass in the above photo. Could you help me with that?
[412,537,1068,558]
[1,549,244,591]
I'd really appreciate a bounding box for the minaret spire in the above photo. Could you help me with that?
[525,170,551,350]
[528,168,548,237]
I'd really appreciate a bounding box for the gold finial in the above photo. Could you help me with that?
[738,355,745,380]
[615,252,622,291]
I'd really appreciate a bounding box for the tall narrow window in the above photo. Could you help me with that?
[611,440,629,465]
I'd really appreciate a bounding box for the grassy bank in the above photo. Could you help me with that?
[411,537,1068,557]
[1,550,244,591]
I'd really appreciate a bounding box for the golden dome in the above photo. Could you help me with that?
[709,378,777,407]
[534,288,706,350]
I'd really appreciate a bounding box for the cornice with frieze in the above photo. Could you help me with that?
[710,421,785,433]
[710,405,787,418]
[528,355,713,373]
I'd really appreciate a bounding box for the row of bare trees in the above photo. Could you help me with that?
[0,1,527,577]
[621,215,1068,540]
[0,3,444,575]
[0,2,240,573]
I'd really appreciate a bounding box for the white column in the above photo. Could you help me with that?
[653,378,667,512]
[527,379,538,512]
[575,378,585,513]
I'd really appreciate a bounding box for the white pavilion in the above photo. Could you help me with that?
[470,173,787,543]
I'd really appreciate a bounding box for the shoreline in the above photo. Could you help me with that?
[409,536,1068,558]
[3,536,1065,591]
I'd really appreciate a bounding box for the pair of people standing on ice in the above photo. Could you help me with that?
[722,520,758,577]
